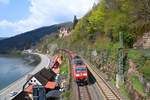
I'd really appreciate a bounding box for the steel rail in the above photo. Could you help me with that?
[85,61,121,100]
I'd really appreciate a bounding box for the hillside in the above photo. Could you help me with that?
[0,22,72,53]
[36,0,150,99]
[59,0,150,49]
[0,37,7,40]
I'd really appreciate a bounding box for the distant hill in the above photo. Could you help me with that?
[0,37,7,40]
[0,22,72,52]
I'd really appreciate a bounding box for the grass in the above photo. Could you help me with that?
[109,78,130,100]
[131,75,144,93]
[110,78,116,85]
[128,50,140,60]
[61,91,72,100]
[139,61,150,80]
[120,84,131,100]
[128,49,150,80]
[64,56,72,100]
[128,50,138,56]
[60,52,72,100]
[60,63,67,75]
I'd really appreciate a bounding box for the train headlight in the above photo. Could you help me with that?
[76,74,80,76]
[83,73,87,76]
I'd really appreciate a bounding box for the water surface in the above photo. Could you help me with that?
[0,55,37,90]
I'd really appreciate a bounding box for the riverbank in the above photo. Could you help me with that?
[0,52,41,66]
[0,53,51,100]
[22,53,41,66]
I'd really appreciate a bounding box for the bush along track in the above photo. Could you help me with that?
[59,50,72,100]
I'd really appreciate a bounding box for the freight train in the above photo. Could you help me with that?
[60,49,89,85]
[71,56,88,85]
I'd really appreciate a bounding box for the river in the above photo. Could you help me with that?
[0,55,38,90]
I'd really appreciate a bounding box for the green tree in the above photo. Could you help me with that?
[73,15,78,29]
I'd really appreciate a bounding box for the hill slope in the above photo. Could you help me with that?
[0,37,7,40]
[0,22,72,52]
[37,0,150,52]
[35,0,150,99]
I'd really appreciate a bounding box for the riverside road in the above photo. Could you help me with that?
[0,53,52,100]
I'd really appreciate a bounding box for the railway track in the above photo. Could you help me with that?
[85,61,121,100]
[77,85,91,100]
[60,49,123,100]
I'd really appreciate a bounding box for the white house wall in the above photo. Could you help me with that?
[24,77,42,89]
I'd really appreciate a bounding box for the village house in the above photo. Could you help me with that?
[12,54,63,99]
[23,68,57,98]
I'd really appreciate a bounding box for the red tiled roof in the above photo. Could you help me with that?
[23,68,57,92]
[53,68,60,74]
[24,84,35,93]
[33,68,56,85]
[45,82,56,89]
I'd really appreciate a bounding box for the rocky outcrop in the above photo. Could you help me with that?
[103,63,117,79]
[125,80,145,100]
[127,59,140,78]
[143,32,150,49]
[126,59,150,99]
[134,32,150,49]
[101,56,150,99]
[143,80,150,98]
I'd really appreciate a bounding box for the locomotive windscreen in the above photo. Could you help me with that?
[76,68,86,72]
[76,68,81,72]
[81,68,86,72]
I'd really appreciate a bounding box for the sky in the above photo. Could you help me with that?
[0,0,99,37]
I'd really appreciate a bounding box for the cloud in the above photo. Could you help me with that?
[0,0,9,4]
[0,0,99,37]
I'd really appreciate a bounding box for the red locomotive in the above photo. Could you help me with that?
[60,49,89,85]
[71,56,88,85]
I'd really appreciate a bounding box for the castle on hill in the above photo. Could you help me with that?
[59,27,71,38]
